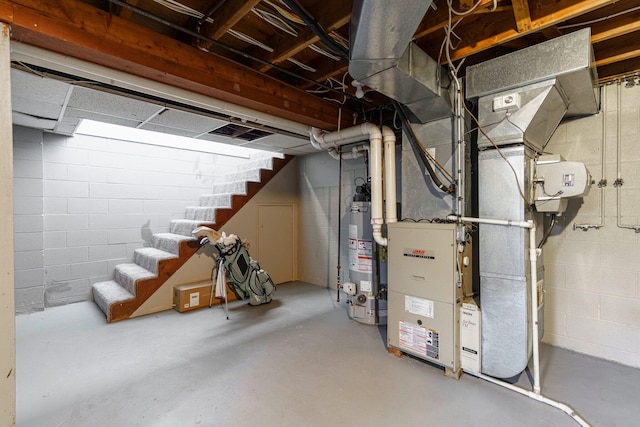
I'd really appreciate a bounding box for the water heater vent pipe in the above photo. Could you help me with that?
[310,123,396,246]
[382,126,397,226]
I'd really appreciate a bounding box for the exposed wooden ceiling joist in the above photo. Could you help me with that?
[257,0,350,72]
[511,0,532,33]
[201,0,261,42]
[0,0,346,130]
[3,0,640,135]
[449,0,617,61]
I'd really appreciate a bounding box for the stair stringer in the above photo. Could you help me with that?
[103,154,294,322]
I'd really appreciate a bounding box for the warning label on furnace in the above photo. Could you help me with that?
[405,295,434,318]
[398,321,440,360]
[426,329,439,359]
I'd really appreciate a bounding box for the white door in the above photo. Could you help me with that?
[258,205,294,284]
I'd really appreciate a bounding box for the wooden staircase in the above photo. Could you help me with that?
[92,154,293,322]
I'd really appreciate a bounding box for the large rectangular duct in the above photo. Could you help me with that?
[467,29,598,151]
[349,0,453,123]
[478,146,544,378]
[466,29,598,378]
[466,28,598,117]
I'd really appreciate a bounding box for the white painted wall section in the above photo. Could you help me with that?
[543,83,640,368]
[297,151,367,288]
[13,127,265,314]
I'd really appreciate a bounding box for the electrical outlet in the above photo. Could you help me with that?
[493,92,521,111]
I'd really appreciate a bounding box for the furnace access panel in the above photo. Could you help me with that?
[387,222,462,371]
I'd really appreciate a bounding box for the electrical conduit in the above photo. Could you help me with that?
[615,81,640,232]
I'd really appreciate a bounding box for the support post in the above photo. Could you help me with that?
[0,21,16,427]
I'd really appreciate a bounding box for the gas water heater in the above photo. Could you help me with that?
[345,199,387,325]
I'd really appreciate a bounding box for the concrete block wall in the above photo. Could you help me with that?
[543,83,640,368]
[13,125,255,313]
[298,151,367,288]
[13,126,45,313]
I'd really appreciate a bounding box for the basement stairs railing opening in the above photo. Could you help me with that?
[92,152,293,322]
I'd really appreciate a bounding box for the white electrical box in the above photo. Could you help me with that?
[387,222,468,373]
[493,92,521,111]
[460,300,481,373]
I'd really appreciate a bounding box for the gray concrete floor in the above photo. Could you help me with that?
[16,282,639,427]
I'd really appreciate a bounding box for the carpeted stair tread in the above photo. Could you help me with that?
[222,168,262,183]
[153,232,197,255]
[185,206,217,221]
[134,247,178,274]
[91,152,289,321]
[114,263,157,294]
[199,193,232,208]
[92,280,134,316]
[170,219,206,236]
[211,181,247,195]
[236,154,283,172]
[235,157,272,172]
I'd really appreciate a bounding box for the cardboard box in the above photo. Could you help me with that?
[460,299,481,373]
[173,283,213,313]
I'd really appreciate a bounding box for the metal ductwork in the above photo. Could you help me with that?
[349,0,453,123]
[465,28,599,379]
[466,28,599,151]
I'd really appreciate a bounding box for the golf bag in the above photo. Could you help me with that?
[194,226,275,306]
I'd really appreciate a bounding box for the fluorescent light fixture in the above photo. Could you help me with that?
[76,119,263,158]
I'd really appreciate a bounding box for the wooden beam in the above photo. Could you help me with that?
[117,0,139,21]
[257,2,350,72]
[201,0,261,41]
[414,0,505,40]
[300,62,349,90]
[259,27,319,72]
[591,18,640,44]
[540,26,562,40]
[449,0,617,61]
[511,0,532,32]
[596,62,640,83]
[596,49,640,67]
[0,0,346,130]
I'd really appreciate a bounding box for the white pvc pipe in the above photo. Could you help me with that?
[382,126,397,225]
[327,144,369,160]
[448,215,540,396]
[310,123,379,150]
[464,371,590,427]
[310,124,387,246]
[370,129,386,246]
[529,222,541,394]
[450,215,588,425]
[446,215,533,229]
